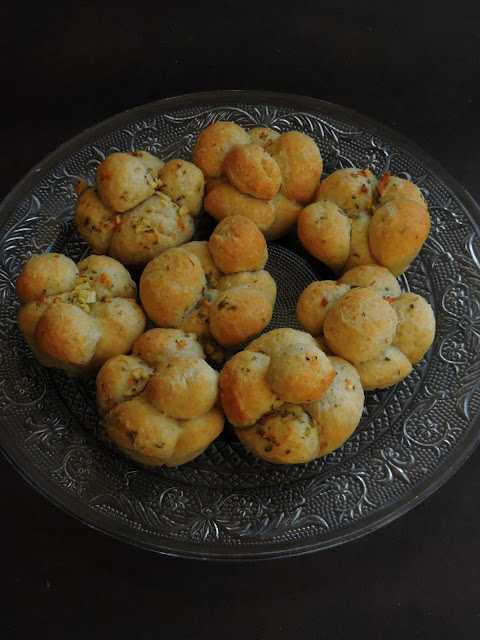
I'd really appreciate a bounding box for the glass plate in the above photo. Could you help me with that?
[1,91,479,559]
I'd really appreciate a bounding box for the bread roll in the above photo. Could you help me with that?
[298,200,351,272]
[219,350,282,427]
[355,345,413,391]
[223,143,282,200]
[369,199,431,276]
[339,265,401,299]
[314,168,377,218]
[204,182,276,232]
[248,127,280,151]
[159,159,205,216]
[95,152,156,212]
[297,281,350,335]
[192,121,251,178]
[323,288,397,363]
[208,215,268,274]
[374,173,427,211]
[16,253,79,303]
[392,293,435,363]
[269,131,323,203]
[342,209,379,272]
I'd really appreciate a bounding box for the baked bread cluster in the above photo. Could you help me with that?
[219,328,364,464]
[139,215,276,357]
[298,169,431,276]
[297,265,435,390]
[75,150,205,266]
[96,329,224,467]
[192,121,323,239]
[16,253,146,377]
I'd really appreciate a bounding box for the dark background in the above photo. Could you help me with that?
[1,1,479,638]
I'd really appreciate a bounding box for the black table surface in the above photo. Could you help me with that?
[1,1,479,638]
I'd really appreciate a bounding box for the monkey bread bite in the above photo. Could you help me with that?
[296,265,435,390]
[193,122,323,240]
[219,328,364,464]
[16,253,146,377]
[75,150,205,266]
[97,329,224,467]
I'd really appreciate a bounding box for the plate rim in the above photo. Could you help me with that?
[1,89,479,560]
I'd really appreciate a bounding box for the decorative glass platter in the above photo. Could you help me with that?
[1,91,479,559]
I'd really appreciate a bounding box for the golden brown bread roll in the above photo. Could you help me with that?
[16,253,145,377]
[219,350,282,427]
[392,293,436,364]
[224,143,282,200]
[314,168,378,218]
[97,329,223,466]
[95,152,157,212]
[303,356,364,456]
[355,346,413,391]
[158,159,205,216]
[296,281,350,335]
[266,343,335,404]
[216,270,277,307]
[235,403,321,464]
[323,288,398,364]
[209,287,273,347]
[298,200,351,273]
[269,131,323,203]
[368,198,431,276]
[339,264,401,298]
[208,215,268,274]
[263,193,303,241]
[192,121,251,178]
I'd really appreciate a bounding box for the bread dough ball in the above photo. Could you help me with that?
[88,298,147,370]
[209,287,273,347]
[356,345,413,391]
[266,343,335,404]
[324,288,397,363]
[159,159,205,216]
[108,193,194,266]
[392,293,435,363]
[77,254,137,299]
[269,131,323,203]
[303,356,364,456]
[35,303,99,367]
[16,253,79,303]
[224,143,282,200]
[74,187,117,255]
[132,328,205,367]
[192,121,251,178]
[264,193,303,241]
[247,328,319,360]
[298,200,351,272]
[167,407,224,466]
[236,403,320,464]
[106,395,182,463]
[147,357,218,420]
[297,281,350,335]
[219,350,282,427]
[343,209,379,272]
[208,215,268,273]
[340,264,401,299]
[204,182,276,232]
[248,127,280,151]
[374,173,428,211]
[315,168,377,218]
[217,270,277,306]
[96,355,154,417]
[95,152,156,212]
[139,249,207,327]
[369,198,431,276]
